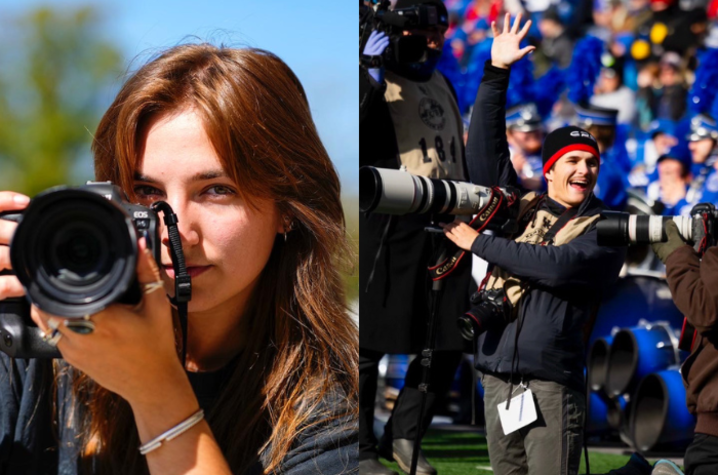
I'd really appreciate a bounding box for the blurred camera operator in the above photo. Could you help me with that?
[651,223,718,474]
[441,14,625,475]
[359,1,470,474]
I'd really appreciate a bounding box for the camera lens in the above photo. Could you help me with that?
[359,166,504,216]
[48,222,110,287]
[596,211,630,246]
[457,315,476,341]
[597,211,693,246]
[10,188,138,317]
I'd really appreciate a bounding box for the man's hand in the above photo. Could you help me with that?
[490,13,536,70]
[651,220,688,263]
[441,220,480,251]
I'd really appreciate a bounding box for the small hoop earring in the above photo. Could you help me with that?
[283,216,295,243]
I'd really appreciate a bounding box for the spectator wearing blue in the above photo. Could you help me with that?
[575,103,630,210]
[628,119,678,188]
[686,114,718,207]
[646,143,693,216]
[506,103,545,192]
[590,54,636,125]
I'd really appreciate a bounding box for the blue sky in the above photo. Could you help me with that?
[0,0,358,193]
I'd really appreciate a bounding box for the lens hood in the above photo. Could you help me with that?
[10,187,138,318]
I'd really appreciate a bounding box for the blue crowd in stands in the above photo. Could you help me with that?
[439,0,718,216]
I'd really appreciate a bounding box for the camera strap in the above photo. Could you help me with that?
[539,207,579,246]
[429,187,509,281]
[151,202,192,367]
[504,201,577,410]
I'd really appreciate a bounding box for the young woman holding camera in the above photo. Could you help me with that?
[0,45,358,474]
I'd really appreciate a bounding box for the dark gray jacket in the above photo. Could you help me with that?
[0,355,357,475]
[466,62,626,392]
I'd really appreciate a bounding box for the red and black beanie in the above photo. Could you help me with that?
[541,126,600,176]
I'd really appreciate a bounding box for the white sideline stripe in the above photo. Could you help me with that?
[475,466,493,472]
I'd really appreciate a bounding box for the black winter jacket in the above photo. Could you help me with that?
[466,62,626,392]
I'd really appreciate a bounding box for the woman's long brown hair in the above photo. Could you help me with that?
[72,44,357,474]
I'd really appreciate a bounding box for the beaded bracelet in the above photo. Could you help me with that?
[139,409,205,455]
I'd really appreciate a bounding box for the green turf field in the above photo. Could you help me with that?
[377,429,681,474]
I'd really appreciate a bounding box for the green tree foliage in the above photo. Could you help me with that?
[0,6,122,195]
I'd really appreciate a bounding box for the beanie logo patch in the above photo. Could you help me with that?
[570,130,596,142]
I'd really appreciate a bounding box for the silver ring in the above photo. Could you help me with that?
[43,329,62,347]
[65,319,95,335]
[142,281,165,295]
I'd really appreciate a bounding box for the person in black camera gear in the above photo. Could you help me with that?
[441,14,625,475]
[359,1,471,474]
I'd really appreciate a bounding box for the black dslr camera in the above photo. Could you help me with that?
[360,0,447,66]
[0,182,161,358]
[457,288,513,341]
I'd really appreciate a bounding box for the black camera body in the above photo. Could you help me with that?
[0,182,161,358]
[458,288,513,341]
[360,1,446,66]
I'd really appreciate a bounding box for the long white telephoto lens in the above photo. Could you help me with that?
[359,166,496,215]
[597,211,692,246]
[626,215,692,244]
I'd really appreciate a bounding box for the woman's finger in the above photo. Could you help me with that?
[0,220,17,245]
[0,192,30,211]
[0,275,24,299]
[45,317,70,352]
[136,238,168,309]
[32,307,78,357]
[137,238,161,281]
[29,306,45,330]
[503,13,510,34]
[0,246,10,271]
[491,21,499,38]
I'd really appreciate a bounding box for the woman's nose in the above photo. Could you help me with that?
[160,200,200,248]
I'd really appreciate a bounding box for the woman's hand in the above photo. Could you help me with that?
[0,192,30,298]
[441,220,480,251]
[490,12,535,69]
[33,239,233,473]
[31,238,191,410]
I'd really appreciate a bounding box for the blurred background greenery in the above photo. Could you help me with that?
[0,7,122,194]
[0,2,358,306]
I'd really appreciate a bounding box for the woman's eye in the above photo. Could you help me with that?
[205,185,236,196]
[134,185,163,198]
